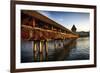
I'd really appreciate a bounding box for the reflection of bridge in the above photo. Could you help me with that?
[21,10,79,62]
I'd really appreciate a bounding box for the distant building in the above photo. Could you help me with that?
[76,31,89,37]
[71,25,77,32]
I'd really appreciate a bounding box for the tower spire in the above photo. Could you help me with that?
[71,25,77,32]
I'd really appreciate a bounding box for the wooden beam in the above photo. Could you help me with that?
[33,41,37,61]
[45,40,48,57]
[39,40,43,53]
[32,18,35,27]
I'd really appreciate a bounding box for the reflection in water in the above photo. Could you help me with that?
[21,37,89,63]
[66,37,89,60]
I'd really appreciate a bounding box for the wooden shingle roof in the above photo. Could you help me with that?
[21,10,73,33]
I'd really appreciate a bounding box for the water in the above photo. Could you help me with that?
[21,37,89,63]
[65,37,89,60]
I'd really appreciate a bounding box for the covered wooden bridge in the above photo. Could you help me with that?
[21,10,78,40]
[21,10,79,61]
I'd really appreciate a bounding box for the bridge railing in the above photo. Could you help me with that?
[21,25,79,41]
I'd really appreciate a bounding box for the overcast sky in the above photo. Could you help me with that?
[38,10,90,32]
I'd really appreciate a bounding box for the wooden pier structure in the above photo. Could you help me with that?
[21,10,79,61]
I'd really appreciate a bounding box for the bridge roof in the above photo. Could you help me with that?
[21,10,73,33]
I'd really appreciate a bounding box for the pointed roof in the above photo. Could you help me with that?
[71,25,76,30]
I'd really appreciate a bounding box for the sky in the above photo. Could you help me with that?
[38,10,90,32]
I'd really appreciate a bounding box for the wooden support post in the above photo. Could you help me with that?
[40,53,43,61]
[60,39,62,48]
[54,40,56,50]
[39,41,42,53]
[39,40,44,61]
[34,41,37,52]
[45,40,48,56]
[32,18,35,27]
[56,40,59,49]
[63,39,65,47]
[33,40,37,61]
[44,40,48,59]
[45,40,48,55]
[29,30,33,40]
[39,40,43,53]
